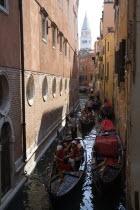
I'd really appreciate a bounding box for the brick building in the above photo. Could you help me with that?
[0,0,79,208]
[79,53,95,87]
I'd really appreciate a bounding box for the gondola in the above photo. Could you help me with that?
[48,138,87,201]
[92,132,124,193]
[79,118,95,132]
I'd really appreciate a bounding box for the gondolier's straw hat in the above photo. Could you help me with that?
[57,145,63,151]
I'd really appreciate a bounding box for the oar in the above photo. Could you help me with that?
[115,116,122,126]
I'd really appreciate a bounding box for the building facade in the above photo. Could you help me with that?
[79,53,95,87]
[114,0,128,144]
[102,32,114,104]
[125,0,140,209]
[94,0,114,103]
[0,0,79,208]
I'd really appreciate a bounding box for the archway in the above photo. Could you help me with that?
[0,122,12,197]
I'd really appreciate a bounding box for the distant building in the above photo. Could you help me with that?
[79,53,95,88]
[79,12,93,88]
[80,13,92,51]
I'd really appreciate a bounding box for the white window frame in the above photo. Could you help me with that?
[42,15,47,43]
[0,0,9,14]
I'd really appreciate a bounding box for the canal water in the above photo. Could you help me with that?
[6,95,126,210]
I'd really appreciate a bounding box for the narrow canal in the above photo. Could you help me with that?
[6,95,126,210]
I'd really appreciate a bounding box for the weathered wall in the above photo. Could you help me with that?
[102,33,114,105]
[126,0,140,208]
[114,0,128,144]
[103,2,114,38]
[22,0,79,160]
[79,53,94,87]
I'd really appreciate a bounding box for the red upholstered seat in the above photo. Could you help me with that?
[95,135,119,156]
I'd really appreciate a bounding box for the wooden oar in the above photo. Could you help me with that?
[115,116,122,126]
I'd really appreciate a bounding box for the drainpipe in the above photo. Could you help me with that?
[19,0,26,161]
[0,145,2,204]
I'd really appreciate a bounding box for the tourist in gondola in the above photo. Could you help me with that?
[68,141,81,171]
[54,145,71,181]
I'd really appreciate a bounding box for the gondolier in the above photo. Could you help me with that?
[68,113,77,140]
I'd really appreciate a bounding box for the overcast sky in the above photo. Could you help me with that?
[78,0,104,49]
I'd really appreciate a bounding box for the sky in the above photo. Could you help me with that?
[78,0,104,49]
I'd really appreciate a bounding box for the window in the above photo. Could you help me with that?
[69,47,71,60]
[65,41,67,57]
[59,78,63,96]
[58,0,62,8]
[52,27,56,48]
[0,0,9,14]
[42,77,48,101]
[52,77,56,98]
[65,78,67,92]
[42,16,48,42]
[74,52,76,63]
[26,75,35,106]
[0,73,10,115]
[82,40,87,43]
[74,15,77,40]
[106,62,109,80]
[0,0,4,7]
[60,36,62,53]
[108,42,109,51]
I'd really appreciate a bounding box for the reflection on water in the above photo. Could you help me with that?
[6,95,126,210]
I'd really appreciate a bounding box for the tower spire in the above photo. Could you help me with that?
[80,12,92,50]
[82,12,90,31]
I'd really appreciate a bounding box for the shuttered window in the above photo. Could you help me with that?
[117,39,126,86]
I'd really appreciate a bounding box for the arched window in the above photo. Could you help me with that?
[0,122,11,197]
[59,78,63,96]
[65,78,67,92]
[52,77,56,97]
[26,75,35,106]
[0,73,10,115]
[42,76,48,101]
